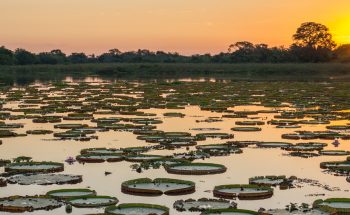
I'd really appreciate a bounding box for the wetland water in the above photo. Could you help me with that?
[1,78,350,214]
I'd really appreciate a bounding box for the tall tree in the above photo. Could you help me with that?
[228,41,255,62]
[14,48,37,65]
[334,44,350,62]
[38,49,66,64]
[293,22,336,50]
[98,49,122,63]
[0,46,15,65]
[68,53,88,64]
[291,22,336,62]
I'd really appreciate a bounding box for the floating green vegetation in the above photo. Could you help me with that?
[121,178,195,196]
[313,198,350,214]
[124,154,164,162]
[248,175,294,189]
[0,159,11,167]
[281,133,316,140]
[81,148,123,155]
[0,130,21,138]
[213,184,273,200]
[319,150,350,156]
[173,198,236,212]
[74,127,108,133]
[200,208,259,215]
[105,203,169,215]
[76,153,124,163]
[136,135,166,143]
[47,188,96,199]
[130,158,189,172]
[196,117,223,123]
[13,156,32,163]
[225,141,259,148]
[165,162,227,175]
[222,114,248,118]
[282,143,325,152]
[54,124,88,129]
[160,140,197,148]
[235,121,264,126]
[196,133,234,139]
[32,116,62,123]
[231,127,262,132]
[131,118,163,125]
[196,143,243,156]
[299,120,330,125]
[0,178,6,187]
[67,195,119,208]
[290,131,350,140]
[163,112,185,117]
[326,125,350,130]
[5,161,64,174]
[320,159,350,172]
[4,79,350,213]
[133,129,164,135]
[269,120,299,126]
[163,132,191,137]
[276,124,302,129]
[249,175,286,185]
[0,123,23,129]
[0,195,63,213]
[7,173,82,185]
[26,130,54,135]
[53,131,84,138]
[173,151,210,160]
[63,113,93,120]
[256,142,292,148]
[191,127,221,131]
[275,112,304,119]
[122,146,150,153]
[289,151,320,158]
[92,117,121,124]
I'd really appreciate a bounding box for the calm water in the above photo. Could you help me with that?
[0,79,349,214]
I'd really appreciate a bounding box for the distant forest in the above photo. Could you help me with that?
[1,22,350,65]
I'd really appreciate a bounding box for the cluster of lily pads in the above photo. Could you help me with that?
[0,188,163,214]
[0,158,84,187]
[282,130,350,140]
[320,156,350,175]
[2,81,350,214]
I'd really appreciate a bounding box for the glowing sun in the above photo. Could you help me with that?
[331,21,350,44]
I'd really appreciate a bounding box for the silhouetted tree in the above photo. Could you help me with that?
[228,41,256,62]
[14,49,37,65]
[68,53,88,64]
[291,22,336,62]
[0,22,345,65]
[38,49,66,64]
[334,44,350,62]
[50,49,66,63]
[0,46,15,65]
[293,22,336,49]
[269,46,294,62]
[253,44,271,62]
[98,49,122,63]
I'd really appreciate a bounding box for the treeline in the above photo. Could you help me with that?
[1,22,350,65]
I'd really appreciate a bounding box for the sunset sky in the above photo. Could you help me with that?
[1,0,350,55]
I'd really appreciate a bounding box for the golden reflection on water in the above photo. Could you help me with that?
[1,104,350,214]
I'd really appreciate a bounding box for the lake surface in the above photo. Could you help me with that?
[1,79,350,214]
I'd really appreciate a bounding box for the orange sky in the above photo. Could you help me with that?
[1,0,350,55]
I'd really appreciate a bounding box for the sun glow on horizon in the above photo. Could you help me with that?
[1,0,350,54]
[330,20,350,45]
